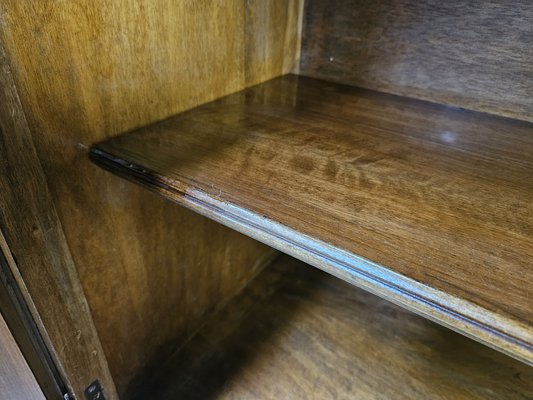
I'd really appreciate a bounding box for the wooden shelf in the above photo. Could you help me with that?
[127,256,532,400]
[91,74,533,364]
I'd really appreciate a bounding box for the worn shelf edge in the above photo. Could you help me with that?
[90,147,533,365]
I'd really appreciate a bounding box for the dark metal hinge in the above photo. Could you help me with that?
[84,380,106,400]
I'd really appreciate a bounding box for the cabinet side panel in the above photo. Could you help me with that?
[0,0,302,395]
[0,43,118,399]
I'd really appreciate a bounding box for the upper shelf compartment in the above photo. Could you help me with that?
[91,74,533,364]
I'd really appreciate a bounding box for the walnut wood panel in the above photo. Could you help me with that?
[0,1,303,395]
[130,255,533,400]
[0,310,45,400]
[92,75,533,364]
[0,44,118,399]
[300,0,533,122]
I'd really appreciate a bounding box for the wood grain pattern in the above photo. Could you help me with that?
[245,0,304,84]
[300,0,533,122]
[0,1,302,395]
[0,310,45,400]
[92,75,533,364]
[130,255,533,400]
[0,44,118,399]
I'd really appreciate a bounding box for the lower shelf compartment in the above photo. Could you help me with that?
[129,256,532,400]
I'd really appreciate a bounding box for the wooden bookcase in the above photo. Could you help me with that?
[0,1,531,399]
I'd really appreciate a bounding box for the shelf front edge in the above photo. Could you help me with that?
[90,147,533,366]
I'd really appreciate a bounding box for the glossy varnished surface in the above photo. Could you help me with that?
[130,256,533,400]
[92,75,533,363]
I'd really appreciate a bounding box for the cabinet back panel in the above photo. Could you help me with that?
[0,0,302,395]
[301,0,533,122]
